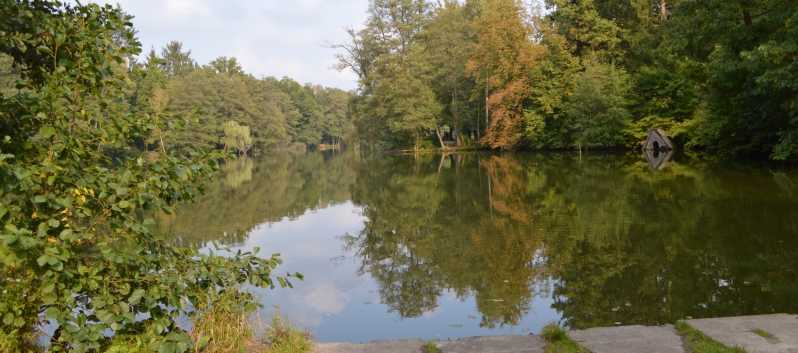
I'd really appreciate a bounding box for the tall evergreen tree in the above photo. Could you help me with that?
[160,40,196,77]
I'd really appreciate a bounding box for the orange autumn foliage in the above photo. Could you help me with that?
[467,0,545,149]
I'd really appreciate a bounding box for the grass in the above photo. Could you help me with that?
[540,323,590,353]
[189,291,314,353]
[263,313,315,353]
[675,321,748,353]
[190,293,258,353]
[422,340,439,353]
[752,328,772,339]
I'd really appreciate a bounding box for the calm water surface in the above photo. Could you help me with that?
[153,150,798,343]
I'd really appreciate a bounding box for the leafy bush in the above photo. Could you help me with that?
[0,2,299,352]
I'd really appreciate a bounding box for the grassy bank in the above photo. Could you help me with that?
[675,321,747,353]
[540,323,590,353]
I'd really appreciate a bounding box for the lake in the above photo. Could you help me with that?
[152,149,798,343]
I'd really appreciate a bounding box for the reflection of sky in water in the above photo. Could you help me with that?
[232,202,559,343]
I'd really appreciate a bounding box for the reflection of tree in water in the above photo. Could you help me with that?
[221,157,253,189]
[534,154,798,329]
[343,153,550,328]
[151,149,798,331]
[150,150,359,246]
[345,152,798,331]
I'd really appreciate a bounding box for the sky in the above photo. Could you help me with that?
[76,0,370,91]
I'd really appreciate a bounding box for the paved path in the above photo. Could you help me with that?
[569,324,684,353]
[686,314,798,353]
[436,335,545,353]
[314,314,798,353]
[315,338,426,353]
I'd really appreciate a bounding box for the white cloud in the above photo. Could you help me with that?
[72,0,369,90]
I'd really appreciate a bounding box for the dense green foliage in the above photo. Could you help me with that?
[0,2,301,352]
[335,0,798,159]
[0,16,355,158]
[126,48,354,155]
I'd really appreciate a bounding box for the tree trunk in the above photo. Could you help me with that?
[485,62,490,132]
[485,80,489,129]
[453,80,461,148]
[660,0,666,26]
[743,9,753,27]
[414,128,419,152]
[434,122,446,150]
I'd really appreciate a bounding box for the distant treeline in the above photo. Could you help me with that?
[1,7,354,156]
[332,0,797,159]
[129,42,354,155]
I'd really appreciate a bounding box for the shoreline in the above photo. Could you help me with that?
[314,314,798,353]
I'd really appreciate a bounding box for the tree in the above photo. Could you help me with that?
[388,75,444,151]
[160,40,196,77]
[330,0,434,150]
[221,121,253,156]
[0,53,21,98]
[0,2,298,351]
[163,69,222,153]
[148,87,170,152]
[275,78,325,147]
[546,0,624,62]
[425,1,478,147]
[109,3,140,70]
[316,87,354,145]
[209,56,244,77]
[467,0,545,149]
[564,56,633,147]
[524,23,581,148]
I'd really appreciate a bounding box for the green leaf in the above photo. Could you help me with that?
[36,45,53,55]
[45,307,61,319]
[2,234,19,246]
[119,200,130,208]
[59,229,73,239]
[128,288,145,305]
[116,187,129,196]
[165,332,190,344]
[33,195,47,203]
[40,126,56,138]
[37,255,49,267]
[95,310,114,323]
[13,317,24,327]
[48,219,61,228]
[42,282,55,293]
[197,336,211,349]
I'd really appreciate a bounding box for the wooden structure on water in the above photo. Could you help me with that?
[642,128,675,171]
[642,128,675,150]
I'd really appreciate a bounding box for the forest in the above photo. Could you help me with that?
[333,0,797,159]
[4,0,795,159]
[126,47,355,155]
[0,8,354,157]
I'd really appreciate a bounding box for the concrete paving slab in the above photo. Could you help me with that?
[569,324,685,353]
[687,314,798,353]
[435,334,546,353]
[315,338,425,353]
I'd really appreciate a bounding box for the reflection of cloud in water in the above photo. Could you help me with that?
[422,306,442,319]
[289,281,350,315]
[284,280,351,327]
[244,202,368,329]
